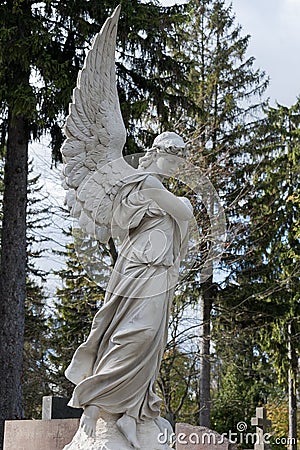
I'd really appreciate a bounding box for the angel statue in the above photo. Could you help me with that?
[61,5,193,450]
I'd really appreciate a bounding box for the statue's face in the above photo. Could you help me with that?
[156,152,182,176]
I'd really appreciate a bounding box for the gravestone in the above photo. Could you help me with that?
[42,396,82,420]
[3,419,79,450]
[250,407,272,450]
[3,397,80,450]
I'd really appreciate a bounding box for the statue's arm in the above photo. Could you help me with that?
[142,175,193,221]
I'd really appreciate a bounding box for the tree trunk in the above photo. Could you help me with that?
[198,278,213,427]
[288,320,297,450]
[0,112,28,449]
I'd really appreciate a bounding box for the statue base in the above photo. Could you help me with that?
[63,412,172,450]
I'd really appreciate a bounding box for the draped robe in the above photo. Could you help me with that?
[65,175,189,422]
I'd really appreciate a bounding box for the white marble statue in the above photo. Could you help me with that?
[61,5,193,450]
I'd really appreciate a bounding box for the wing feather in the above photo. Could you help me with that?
[61,5,138,243]
[69,103,91,138]
[67,164,90,188]
[72,89,91,129]
[64,153,85,177]
[61,139,85,159]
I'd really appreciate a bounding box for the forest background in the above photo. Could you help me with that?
[0,1,299,450]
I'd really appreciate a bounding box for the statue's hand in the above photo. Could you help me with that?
[80,405,101,438]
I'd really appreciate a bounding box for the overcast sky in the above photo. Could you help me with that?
[230,0,300,106]
[162,0,300,107]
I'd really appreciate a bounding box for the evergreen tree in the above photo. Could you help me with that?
[22,168,52,418]
[164,0,269,426]
[211,324,278,432]
[0,2,31,439]
[0,157,51,419]
[251,102,300,449]
[22,279,50,418]
[216,100,300,446]
[49,240,105,397]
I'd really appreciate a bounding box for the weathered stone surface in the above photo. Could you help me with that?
[63,412,172,450]
[3,418,79,450]
[175,423,238,450]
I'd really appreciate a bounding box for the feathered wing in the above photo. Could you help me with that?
[61,5,136,243]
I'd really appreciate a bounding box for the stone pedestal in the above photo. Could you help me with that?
[4,418,238,450]
[4,418,79,450]
[63,412,172,450]
[175,423,237,450]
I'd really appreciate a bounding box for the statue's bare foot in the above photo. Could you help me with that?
[116,414,141,449]
[80,405,100,438]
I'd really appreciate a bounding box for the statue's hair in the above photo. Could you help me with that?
[138,147,158,169]
[138,132,186,169]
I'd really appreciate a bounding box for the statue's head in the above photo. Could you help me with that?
[152,131,186,155]
[138,132,186,173]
